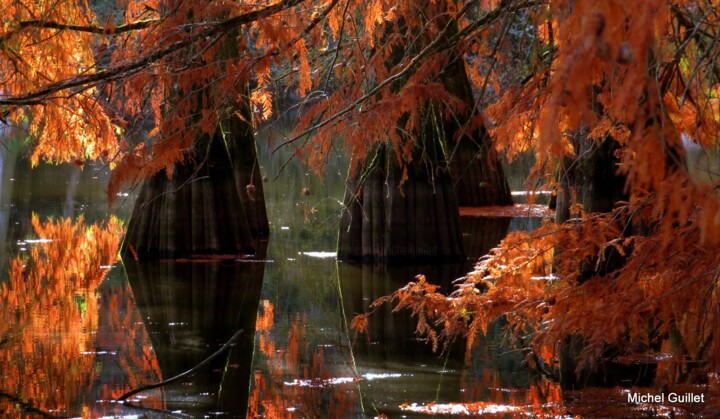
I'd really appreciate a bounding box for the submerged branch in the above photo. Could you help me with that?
[0,391,56,417]
[117,328,244,401]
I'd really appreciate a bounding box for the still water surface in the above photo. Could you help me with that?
[0,141,562,417]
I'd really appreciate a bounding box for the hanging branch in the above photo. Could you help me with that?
[117,328,244,401]
[271,0,539,152]
[6,18,158,37]
[0,0,306,107]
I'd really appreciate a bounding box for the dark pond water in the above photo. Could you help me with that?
[0,133,568,418]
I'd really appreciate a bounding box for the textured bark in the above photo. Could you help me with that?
[217,22,269,236]
[122,119,265,260]
[449,130,513,206]
[554,118,684,388]
[122,21,268,260]
[555,131,627,224]
[440,55,513,207]
[336,17,510,264]
[555,132,630,389]
[460,216,511,259]
[338,139,465,264]
[225,100,270,236]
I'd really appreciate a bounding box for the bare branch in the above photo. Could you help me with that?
[12,18,158,35]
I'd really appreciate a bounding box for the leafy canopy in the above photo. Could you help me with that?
[2,0,720,384]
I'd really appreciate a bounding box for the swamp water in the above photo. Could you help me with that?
[0,141,706,418]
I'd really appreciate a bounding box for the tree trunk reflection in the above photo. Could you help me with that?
[123,241,266,415]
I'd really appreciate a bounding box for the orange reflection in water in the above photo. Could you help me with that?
[96,283,164,404]
[408,370,720,417]
[249,300,358,418]
[401,375,565,416]
[0,215,163,416]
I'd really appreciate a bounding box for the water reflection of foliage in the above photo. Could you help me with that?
[399,378,564,416]
[341,261,565,417]
[445,371,565,417]
[249,300,358,418]
[0,215,162,415]
[413,367,720,416]
[97,283,164,404]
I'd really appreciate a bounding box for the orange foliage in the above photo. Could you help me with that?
[0,1,119,166]
[346,0,720,389]
[2,0,506,193]
[365,188,720,383]
[250,306,358,418]
[0,0,340,195]
[3,0,720,393]
[1,0,717,195]
[290,1,477,177]
[0,215,163,415]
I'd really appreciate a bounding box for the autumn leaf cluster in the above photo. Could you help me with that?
[352,0,720,385]
[2,0,720,386]
[1,0,529,191]
[0,215,124,414]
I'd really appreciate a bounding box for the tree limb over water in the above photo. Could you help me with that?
[117,328,244,401]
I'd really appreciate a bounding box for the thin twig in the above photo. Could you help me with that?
[117,328,244,401]
[0,0,306,107]
[272,0,537,153]
[0,391,56,417]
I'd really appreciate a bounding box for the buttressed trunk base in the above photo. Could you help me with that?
[122,115,268,260]
[338,143,465,264]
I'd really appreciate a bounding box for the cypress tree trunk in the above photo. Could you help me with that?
[122,113,267,260]
[337,13,510,263]
[555,130,627,224]
[225,95,270,237]
[460,216,511,259]
[338,136,464,263]
[122,21,268,260]
[555,130,629,389]
[448,129,513,207]
[441,55,513,207]
[554,119,683,388]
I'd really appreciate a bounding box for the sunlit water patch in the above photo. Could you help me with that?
[300,251,337,258]
[459,204,554,218]
[284,377,361,387]
[401,401,522,416]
